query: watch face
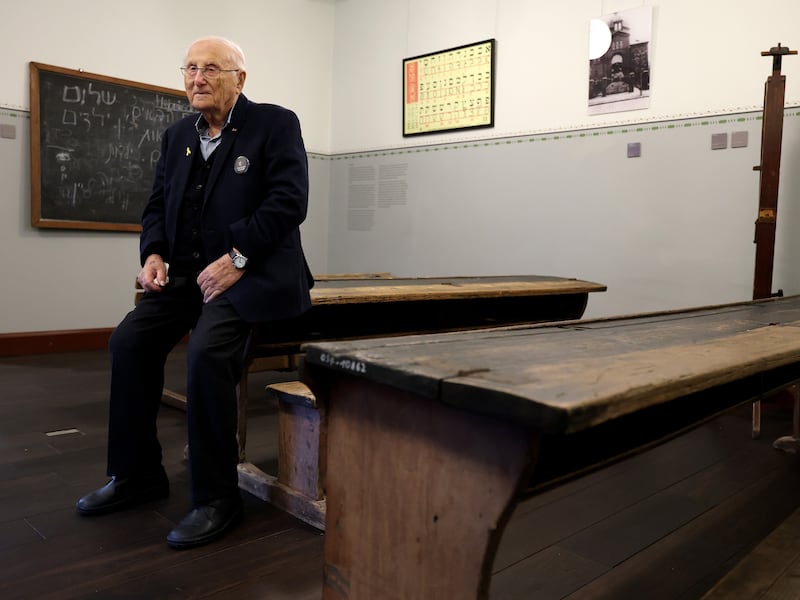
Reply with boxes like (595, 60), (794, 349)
(233, 255), (247, 269)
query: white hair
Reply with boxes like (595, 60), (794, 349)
(185, 36), (247, 71)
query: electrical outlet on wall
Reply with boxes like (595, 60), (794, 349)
(731, 131), (748, 148)
(711, 133), (728, 150)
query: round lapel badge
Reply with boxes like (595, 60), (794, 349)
(234, 155), (250, 174)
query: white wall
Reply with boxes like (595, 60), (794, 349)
(0, 0), (334, 333)
(324, 0), (800, 318)
(331, 0), (800, 151)
(326, 110), (800, 318)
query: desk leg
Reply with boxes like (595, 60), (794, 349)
(318, 375), (538, 600)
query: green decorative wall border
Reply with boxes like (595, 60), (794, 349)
(0, 108), (29, 120)
(6, 103), (800, 162)
(320, 107), (800, 162)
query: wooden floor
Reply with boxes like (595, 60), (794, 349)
(2, 348), (800, 599)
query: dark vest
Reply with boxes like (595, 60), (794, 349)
(170, 149), (217, 276)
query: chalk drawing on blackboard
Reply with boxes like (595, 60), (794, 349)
(29, 62), (193, 232)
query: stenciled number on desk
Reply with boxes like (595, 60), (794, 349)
(318, 353), (367, 374)
(403, 39), (495, 136)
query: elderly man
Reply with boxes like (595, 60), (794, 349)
(76, 36), (313, 549)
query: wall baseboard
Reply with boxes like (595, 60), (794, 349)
(0, 328), (114, 356)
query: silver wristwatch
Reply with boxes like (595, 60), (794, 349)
(229, 248), (248, 269)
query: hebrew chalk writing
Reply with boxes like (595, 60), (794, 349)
(32, 64), (193, 229)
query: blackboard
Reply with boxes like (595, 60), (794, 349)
(29, 62), (193, 231)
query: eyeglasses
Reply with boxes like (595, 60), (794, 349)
(180, 65), (239, 79)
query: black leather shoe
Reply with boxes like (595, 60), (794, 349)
(76, 473), (169, 516)
(166, 497), (243, 550)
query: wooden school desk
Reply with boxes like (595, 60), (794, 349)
(248, 274), (607, 357)
(301, 295), (800, 600)
(235, 274), (606, 527)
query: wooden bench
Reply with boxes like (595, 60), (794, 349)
(238, 381), (326, 529)
(300, 295), (800, 599)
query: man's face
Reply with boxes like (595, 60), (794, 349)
(183, 40), (245, 117)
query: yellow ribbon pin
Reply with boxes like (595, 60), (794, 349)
(186, 147), (192, 156)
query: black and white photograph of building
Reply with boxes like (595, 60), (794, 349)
(588, 6), (652, 115)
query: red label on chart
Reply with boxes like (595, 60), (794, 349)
(406, 61), (418, 103)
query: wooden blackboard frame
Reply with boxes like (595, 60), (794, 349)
(29, 62), (192, 232)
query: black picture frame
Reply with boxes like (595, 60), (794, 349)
(403, 39), (496, 137)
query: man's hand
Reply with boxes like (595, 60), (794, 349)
(138, 254), (169, 292)
(197, 254), (244, 303)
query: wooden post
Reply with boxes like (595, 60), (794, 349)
(751, 44), (796, 439)
(752, 43), (796, 300)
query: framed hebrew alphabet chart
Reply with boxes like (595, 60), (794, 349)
(30, 62), (192, 231)
(403, 39), (496, 137)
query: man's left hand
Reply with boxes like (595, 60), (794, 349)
(197, 254), (244, 303)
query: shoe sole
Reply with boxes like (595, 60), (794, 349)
(166, 509), (242, 550)
(76, 487), (169, 517)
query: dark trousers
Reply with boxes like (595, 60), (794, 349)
(106, 277), (251, 505)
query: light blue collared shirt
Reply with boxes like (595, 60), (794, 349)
(195, 106), (235, 160)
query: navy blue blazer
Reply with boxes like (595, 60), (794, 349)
(140, 93), (313, 323)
